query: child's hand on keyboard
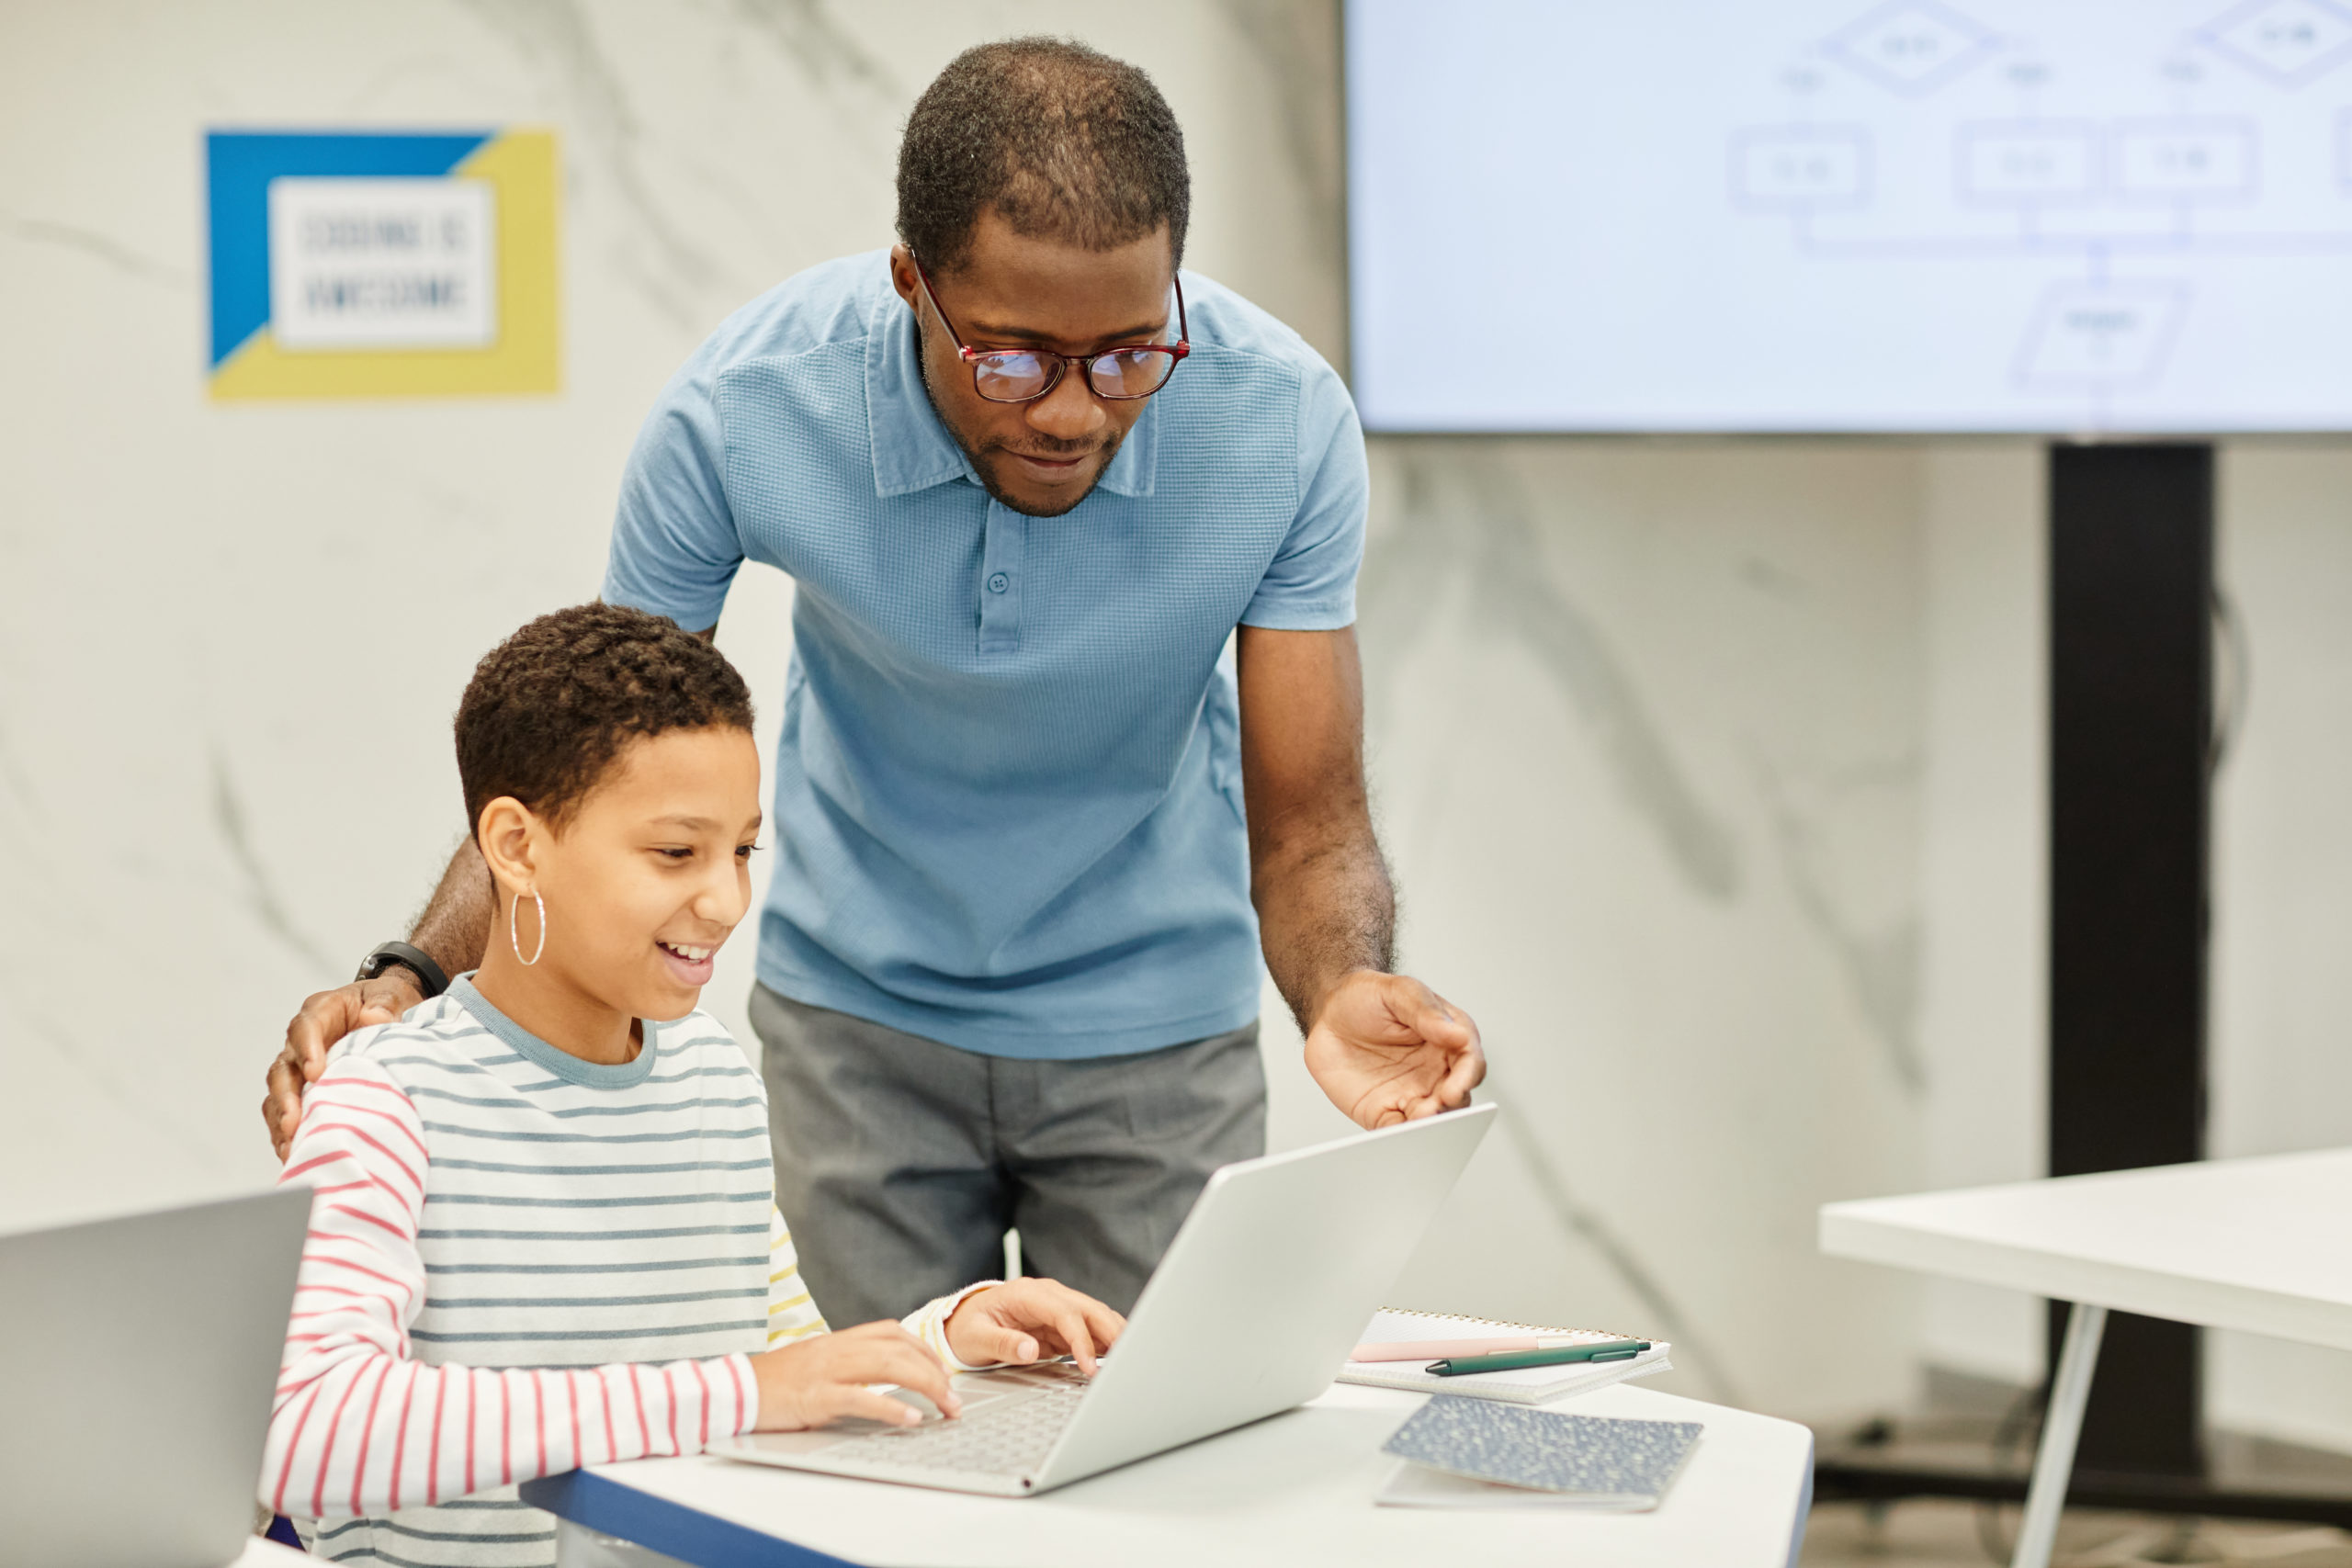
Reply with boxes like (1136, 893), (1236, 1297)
(749, 1320), (962, 1430)
(944, 1279), (1128, 1376)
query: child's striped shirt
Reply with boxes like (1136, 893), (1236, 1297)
(265, 977), (983, 1568)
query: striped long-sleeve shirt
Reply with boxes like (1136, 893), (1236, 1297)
(266, 976), (985, 1568)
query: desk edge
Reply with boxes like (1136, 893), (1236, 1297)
(1818, 1210), (2352, 1349)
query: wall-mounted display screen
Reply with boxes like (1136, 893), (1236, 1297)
(1345, 0), (2352, 433)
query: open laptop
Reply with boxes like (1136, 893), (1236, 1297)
(711, 1101), (1497, 1496)
(0, 1187), (311, 1568)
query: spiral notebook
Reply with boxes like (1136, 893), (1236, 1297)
(1338, 1309), (1672, 1405)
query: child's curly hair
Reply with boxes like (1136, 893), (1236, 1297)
(456, 603), (754, 838)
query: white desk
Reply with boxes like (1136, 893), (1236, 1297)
(1821, 1147), (2352, 1568)
(232, 1538), (311, 1566)
(523, 1381), (1815, 1568)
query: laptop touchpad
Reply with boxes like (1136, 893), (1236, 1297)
(725, 1367), (1070, 1455)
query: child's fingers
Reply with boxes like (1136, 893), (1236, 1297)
(826, 1386), (924, 1427)
(960, 1319), (1043, 1366)
(834, 1323), (961, 1416)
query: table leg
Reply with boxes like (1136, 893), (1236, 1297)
(2012, 1302), (2108, 1568)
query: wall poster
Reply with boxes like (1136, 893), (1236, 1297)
(207, 130), (559, 400)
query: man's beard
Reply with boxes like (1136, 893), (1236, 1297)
(968, 432), (1123, 517)
(913, 325), (1123, 518)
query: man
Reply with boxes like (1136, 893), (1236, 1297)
(266, 38), (1482, 1324)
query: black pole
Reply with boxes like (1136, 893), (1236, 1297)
(2046, 441), (2213, 1479)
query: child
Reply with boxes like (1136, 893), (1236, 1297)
(266, 604), (1125, 1566)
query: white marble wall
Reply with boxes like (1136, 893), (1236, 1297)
(1912, 445), (2049, 1388)
(8, 0), (2350, 1443)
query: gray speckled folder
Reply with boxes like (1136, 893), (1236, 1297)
(1382, 1396), (1703, 1503)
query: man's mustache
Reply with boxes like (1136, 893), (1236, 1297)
(990, 436), (1108, 460)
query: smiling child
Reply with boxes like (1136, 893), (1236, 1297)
(265, 604), (1124, 1567)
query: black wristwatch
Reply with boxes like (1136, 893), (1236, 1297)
(356, 941), (451, 999)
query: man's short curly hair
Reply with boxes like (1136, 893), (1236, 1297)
(897, 37), (1190, 275)
(456, 603), (754, 838)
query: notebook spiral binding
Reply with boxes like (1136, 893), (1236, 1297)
(1377, 1308), (1618, 1338)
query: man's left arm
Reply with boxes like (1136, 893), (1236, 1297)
(1238, 623), (1484, 1128)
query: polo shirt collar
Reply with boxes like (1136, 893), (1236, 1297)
(864, 283), (1159, 502)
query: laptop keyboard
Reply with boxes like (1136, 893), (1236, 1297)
(822, 1382), (1090, 1476)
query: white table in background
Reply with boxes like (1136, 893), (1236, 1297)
(524, 1379), (1815, 1568)
(1821, 1146), (2352, 1568)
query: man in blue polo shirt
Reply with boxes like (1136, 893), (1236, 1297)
(267, 37), (1482, 1322)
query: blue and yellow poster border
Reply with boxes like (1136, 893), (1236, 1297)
(206, 129), (560, 400)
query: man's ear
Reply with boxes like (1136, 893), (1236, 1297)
(475, 797), (541, 900)
(888, 243), (921, 310)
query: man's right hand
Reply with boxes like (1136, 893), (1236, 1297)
(748, 1321), (963, 1431)
(265, 974), (425, 1160)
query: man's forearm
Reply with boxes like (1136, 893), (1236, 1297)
(407, 837), (495, 982)
(1251, 802), (1396, 1033)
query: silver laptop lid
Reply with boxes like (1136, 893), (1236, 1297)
(1035, 1101), (1496, 1489)
(0, 1186), (311, 1568)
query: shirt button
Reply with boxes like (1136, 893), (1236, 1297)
(987, 572), (1010, 593)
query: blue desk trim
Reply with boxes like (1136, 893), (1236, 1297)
(521, 1470), (863, 1568)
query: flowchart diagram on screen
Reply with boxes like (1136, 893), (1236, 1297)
(1729, 0), (2352, 419)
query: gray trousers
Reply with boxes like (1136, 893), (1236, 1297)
(750, 984), (1267, 1325)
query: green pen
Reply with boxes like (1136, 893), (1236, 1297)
(1425, 1339), (1652, 1376)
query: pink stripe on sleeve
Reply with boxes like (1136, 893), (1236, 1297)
(309, 1359), (377, 1520)
(424, 1363), (449, 1506)
(531, 1369), (548, 1481)
(346, 1356), (396, 1517)
(302, 1245), (417, 1309)
(386, 1360), (418, 1512)
(300, 1098), (431, 1166)
(281, 1152), (351, 1184)
(269, 1382), (327, 1517)
(689, 1359), (712, 1449)
(724, 1355), (753, 1436)
(300, 1122), (426, 1196)
(565, 1369), (584, 1472)
(629, 1363), (652, 1458)
(324, 1201), (410, 1241)
(304, 1072), (429, 1139)
(597, 1367), (618, 1464)
(498, 1370), (514, 1488)
(461, 1364), (477, 1501)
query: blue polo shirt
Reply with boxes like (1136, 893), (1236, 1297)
(604, 250), (1365, 1059)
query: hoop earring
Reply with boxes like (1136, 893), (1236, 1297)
(510, 888), (548, 967)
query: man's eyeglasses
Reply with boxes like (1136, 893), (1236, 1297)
(913, 258), (1189, 403)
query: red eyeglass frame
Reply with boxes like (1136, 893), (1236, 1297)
(912, 257), (1191, 403)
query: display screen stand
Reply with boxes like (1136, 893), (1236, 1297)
(2047, 442), (2211, 1484)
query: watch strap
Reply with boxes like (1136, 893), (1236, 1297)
(358, 940), (451, 999)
